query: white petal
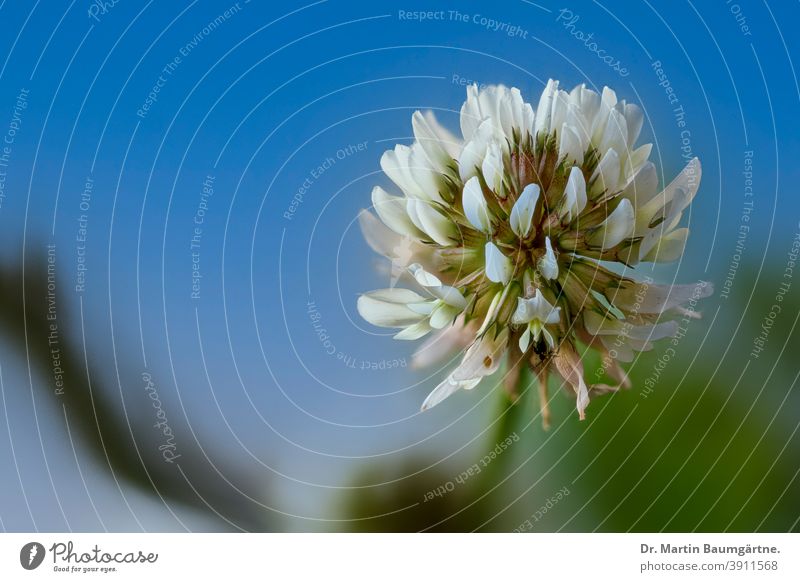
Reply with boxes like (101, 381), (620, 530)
(660, 158), (702, 223)
(450, 328), (509, 382)
(360, 288), (427, 303)
(511, 297), (531, 325)
(460, 84), (483, 142)
(582, 311), (619, 336)
(423, 110), (461, 158)
(538, 236), (559, 280)
(589, 148), (620, 197)
(641, 228), (689, 263)
(635, 157), (701, 233)
(608, 280), (713, 315)
(408, 143), (444, 202)
(635, 159), (700, 259)
(518, 99), (536, 138)
(408, 264), (466, 309)
(600, 335), (634, 362)
(553, 345), (590, 420)
(454, 377), (482, 390)
(623, 103), (644, 147)
(510, 183), (539, 238)
(569, 83), (601, 126)
(412, 110), (456, 166)
(477, 288), (504, 336)
(421, 375), (480, 411)
(519, 328), (532, 353)
(497, 88), (516, 140)
(394, 320), (433, 340)
(590, 87), (617, 142)
(584, 311), (678, 343)
(534, 79), (559, 136)
(462, 176), (492, 233)
(601, 86), (619, 107)
(560, 166), (587, 222)
(380, 146), (420, 199)
(484, 242), (513, 285)
(460, 84), (528, 144)
(481, 142), (504, 192)
(587, 199), (634, 249)
(429, 302), (460, 329)
(558, 123), (584, 165)
(458, 138), (484, 183)
(512, 289), (560, 325)
(537, 295), (562, 326)
(624, 143), (652, 178)
(478, 86), (505, 131)
(598, 107), (628, 158)
(381, 144), (443, 204)
(430, 285), (467, 310)
(458, 119), (495, 182)
(633, 320), (680, 342)
(623, 161), (659, 212)
(499, 86), (534, 140)
(371, 186), (423, 239)
(407, 301), (436, 315)
(563, 98), (592, 143)
(406, 199), (457, 246)
(549, 89), (571, 135)
(358, 209), (402, 259)
(421, 376), (462, 410)
(408, 263), (442, 287)
(357, 289), (428, 327)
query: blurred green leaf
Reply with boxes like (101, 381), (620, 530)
(0, 255), (275, 531)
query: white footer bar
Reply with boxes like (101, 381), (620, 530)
(1, 533), (798, 581)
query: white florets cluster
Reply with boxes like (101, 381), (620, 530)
(358, 80), (712, 424)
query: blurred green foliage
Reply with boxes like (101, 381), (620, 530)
(0, 257), (273, 532)
(3, 257), (797, 531)
(342, 268), (800, 532)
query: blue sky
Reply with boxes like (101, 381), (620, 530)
(0, 0), (798, 531)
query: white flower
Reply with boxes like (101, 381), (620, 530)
(359, 80), (711, 421)
(534, 79), (560, 136)
(458, 119), (495, 182)
(357, 264), (466, 340)
(462, 176), (492, 233)
(484, 242), (513, 285)
(482, 142), (505, 193)
(421, 329), (509, 410)
(412, 110), (460, 165)
(538, 236), (558, 280)
(357, 288), (429, 328)
(558, 122), (585, 165)
(559, 166), (587, 222)
(633, 157), (701, 262)
(461, 84), (533, 144)
(381, 143), (444, 204)
(587, 198), (635, 249)
(553, 343), (590, 421)
(509, 183), (539, 238)
(584, 311), (680, 363)
(405, 198), (457, 247)
(589, 148), (620, 198)
(371, 186), (423, 239)
(512, 290), (561, 352)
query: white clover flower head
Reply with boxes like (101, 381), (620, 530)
(358, 80), (713, 423)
